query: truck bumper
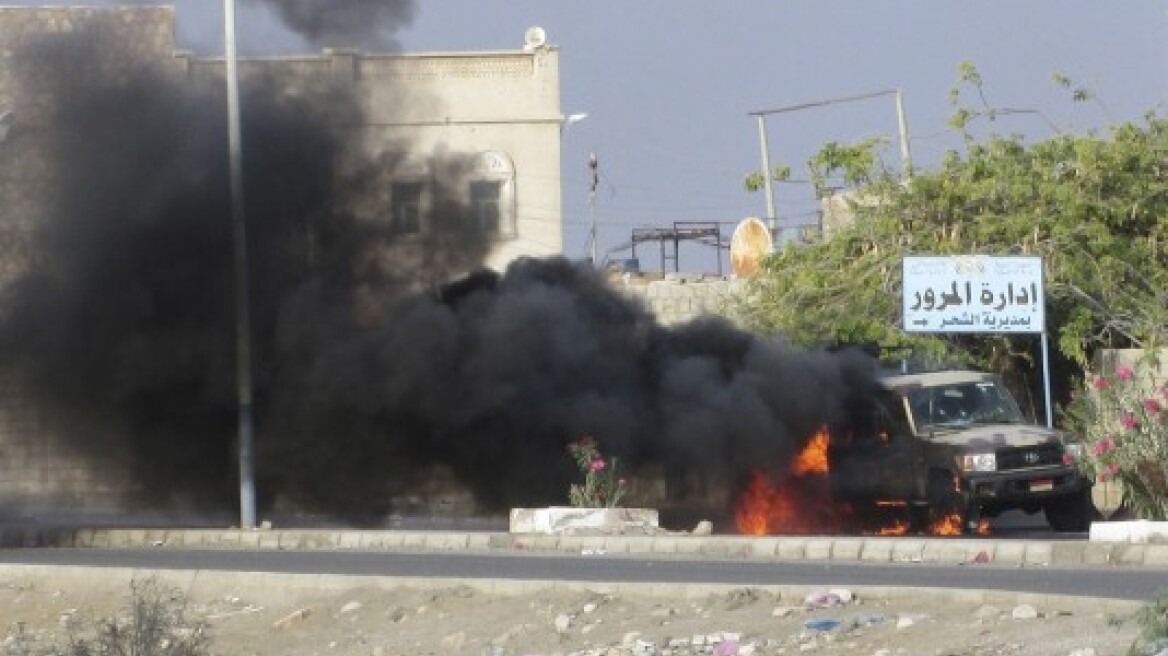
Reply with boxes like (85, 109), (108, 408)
(963, 467), (1090, 508)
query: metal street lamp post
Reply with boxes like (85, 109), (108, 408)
(223, 0), (257, 530)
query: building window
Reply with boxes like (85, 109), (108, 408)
(390, 182), (423, 234)
(470, 181), (502, 233)
(470, 151), (516, 238)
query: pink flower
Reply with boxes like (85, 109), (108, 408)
(1146, 399), (1163, 414)
(1062, 453), (1076, 466)
(589, 457), (606, 473)
(1091, 377), (1110, 390)
(1116, 366), (1135, 382)
(1107, 463), (1121, 476)
(1090, 437), (1115, 457)
(1121, 413), (1139, 430)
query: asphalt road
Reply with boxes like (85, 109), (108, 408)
(0, 547), (1162, 602)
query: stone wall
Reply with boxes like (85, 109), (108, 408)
(611, 274), (746, 326)
(0, 7), (180, 286)
(0, 8), (174, 516)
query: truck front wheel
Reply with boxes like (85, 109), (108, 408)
(1044, 490), (1097, 532)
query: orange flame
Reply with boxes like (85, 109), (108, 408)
(930, 513), (964, 536)
(874, 519), (910, 536)
(790, 431), (829, 476)
(930, 513), (991, 536)
(733, 428), (841, 535)
(734, 427), (992, 537)
(735, 472), (771, 536)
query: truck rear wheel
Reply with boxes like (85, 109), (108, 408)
(1044, 490), (1097, 532)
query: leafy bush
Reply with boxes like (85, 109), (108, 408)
(567, 435), (627, 508)
(1065, 361), (1168, 519)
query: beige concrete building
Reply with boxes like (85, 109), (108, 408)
(0, 6), (565, 516)
(0, 6), (564, 274)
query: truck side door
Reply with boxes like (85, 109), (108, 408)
(828, 391), (919, 503)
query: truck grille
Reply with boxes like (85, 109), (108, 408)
(996, 443), (1064, 471)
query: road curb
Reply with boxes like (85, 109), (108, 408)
(4, 527), (1167, 568)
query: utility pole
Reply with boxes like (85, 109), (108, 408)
(754, 115), (778, 235)
(223, 0), (256, 530)
(749, 88), (915, 245)
(893, 88), (913, 180)
(587, 152), (598, 264)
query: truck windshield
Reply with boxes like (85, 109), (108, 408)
(908, 380), (1026, 431)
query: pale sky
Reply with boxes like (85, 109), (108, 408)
(12, 1), (1168, 271)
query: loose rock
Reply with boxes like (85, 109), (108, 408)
(1012, 604), (1040, 620)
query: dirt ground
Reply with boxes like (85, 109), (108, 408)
(0, 576), (1149, 656)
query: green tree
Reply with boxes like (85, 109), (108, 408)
(737, 64), (1168, 411)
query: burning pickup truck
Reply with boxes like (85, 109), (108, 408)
(827, 368), (1094, 533)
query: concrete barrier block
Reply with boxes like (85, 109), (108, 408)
(1049, 542), (1088, 566)
(508, 507), (659, 535)
(671, 536), (705, 555)
(922, 539), (984, 564)
(598, 536), (633, 553)
(1090, 520), (1168, 544)
(859, 539), (894, 563)
(776, 538), (807, 560)
(421, 533), (468, 551)
(989, 541), (1025, 566)
(748, 537), (780, 559)
(699, 537), (753, 559)
(1022, 542), (1054, 566)
(465, 533), (492, 550)
(255, 532), (281, 550)
(1141, 545), (1168, 567)
(1115, 545), (1147, 566)
(401, 532), (428, 549)
(890, 540), (927, 563)
(551, 535), (586, 553)
(617, 535), (656, 554)
(235, 531), (262, 548)
(830, 538), (864, 561)
(803, 539), (833, 560)
(1080, 543), (1118, 566)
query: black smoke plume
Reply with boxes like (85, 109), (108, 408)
(0, 19), (880, 527)
(253, 0), (416, 49)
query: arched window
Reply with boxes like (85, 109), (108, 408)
(470, 151), (516, 238)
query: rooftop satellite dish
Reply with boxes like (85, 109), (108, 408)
(730, 217), (774, 278)
(524, 26), (547, 50)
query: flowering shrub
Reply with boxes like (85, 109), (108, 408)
(567, 435), (627, 508)
(1065, 363), (1168, 520)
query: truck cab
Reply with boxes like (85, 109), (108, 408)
(827, 369), (1094, 533)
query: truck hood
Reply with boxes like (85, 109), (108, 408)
(924, 423), (1062, 449)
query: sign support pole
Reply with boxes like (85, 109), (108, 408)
(1040, 332), (1054, 428)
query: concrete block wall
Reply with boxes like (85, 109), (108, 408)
(0, 373), (131, 514)
(0, 7), (180, 285)
(0, 8), (172, 513)
(611, 275), (747, 326)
